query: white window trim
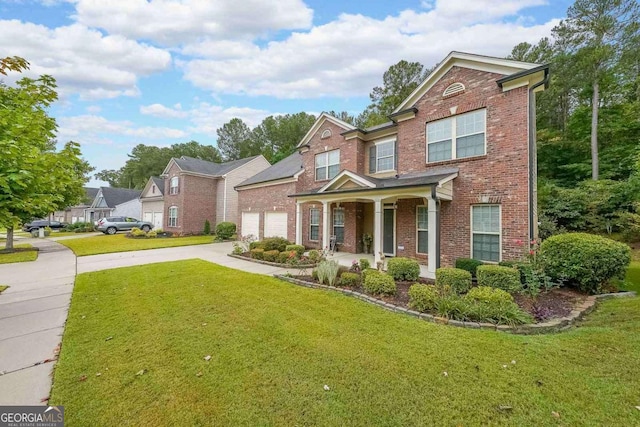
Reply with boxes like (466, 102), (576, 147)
(169, 176), (179, 195)
(168, 206), (178, 227)
(470, 204), (502, 263)
(333, 207), (345, 243)
(309, 208), (320, 241)
(426, 109), (486, 163)
(416, 205), (428, 255)
(373, 138), (396, 173)
(314, 149), (340, 182)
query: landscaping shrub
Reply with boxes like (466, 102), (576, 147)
(408, 284), (438, 312)
(435, 267), (472, 294)
(455, 258), (484, 277)
(263, 250), (280, 262)
(311, 269), (319, 281)
(338, 265), (350, 277)
(146, 230), (157, 238)
(215, 222), (236, 240)
(308, 249), (322, 263)
(359, 258), (370, 271)
(338, 272), (360, 287)
(476, 265), (522, 293)
(203, 220), (211, 235)
(316, 260), (340, 286)
(129, 227), (147, 238)
(261, 237), (291, 252)
(465, 286), (514, 304)
(363, 270), (396, 296)
(361, 268), (377, 280)
(277, 251), (291, 264)
(540, 232), (631, 294)
(433, 293), (532, 325)
(500, 260), (553, 297)
(249, 241), (263, 250)
(250, 248), (264, 260)
(285, 244), (305, 256)
(387, 257), (421, 281)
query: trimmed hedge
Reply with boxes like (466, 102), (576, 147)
(250, 248), (264, 260)
(215, 222), (236, 240)
(476, 265), (522, 293)
(455, 258), (484, 277)
(262, 237), (291, 252)
(540, 232), (631, 294)
(363, 270), (396, 296)
(338, 272), (360, 287)
(465, 286), (514, 304)
(387, 257), (421, 281)
(435, 267), (472, 294)
(263, 250), (280, 262)
(308, 250), (322, 263)
(285, 245), (305, 256)
(408, 284), (438, 312)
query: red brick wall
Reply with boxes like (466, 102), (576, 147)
(237, 181), (297, 242)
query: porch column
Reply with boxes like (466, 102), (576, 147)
(427, 194), (438, 275)
(373, 197), (383, 266)
(322, 201), (330, 250)
(295, 201), (302, 245)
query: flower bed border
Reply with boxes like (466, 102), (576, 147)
(229, 253), (318, 269)
(274, 274), (636, 334)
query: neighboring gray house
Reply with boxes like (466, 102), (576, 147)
(85, 187), (142, 223)
(53, 187), (99, 224)
(140, 176), (165, 229)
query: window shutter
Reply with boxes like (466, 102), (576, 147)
(369, 145), (376, 173)
(394, 140), (398, 171)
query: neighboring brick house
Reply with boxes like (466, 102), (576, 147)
(85, 187), (142, 223)
(52, 187), (99, 223)
(161, 155), (270, 234)
(139, 177), (165, 229)
(236, 51), (549, 278)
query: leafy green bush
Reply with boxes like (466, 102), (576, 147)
(285, 244), (305, 256)
(338, 272), (360, 287)
(215, 222), (236, 240)
(250, 241), (263, 250)
(433, 293), (532, 325)
(455, 258), (484, 277)
(263, 250), (279, 262)
(317, 260), (340, 286)
(277, 251), (290, 264)
(476, 265), (522, 293)
(129, 227), (146, 238)
(435, 267), (472, 294)
(203, 219), (211, 235)
(465, 286), (514, 304)
(311, 269), (319, 281)
(261, 237), (291, 252)
(387, 257), (421, 281)
(540, 232), (631, 294)
(232, 242), (244, 255)
(359, 258), (370, 271)
(363, 270), (396, 296)
(308, 249), (322, 263)
(250, 248), (264, 260)
(408, 284), (438, 312)
(146, 230), (157, 238)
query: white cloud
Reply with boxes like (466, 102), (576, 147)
(140, 103), (188, 119)
(0, 21), (171, 99)
(73, 0), (313, 46)
(181, 1), (558, 99)
(57, 115), (188, 143)
(86, 105), (101, 113)
(186, 103), (277, 136)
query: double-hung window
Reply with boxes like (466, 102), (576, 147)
(333, 208), (344, 243)
(168, 206), (178, 227)
(315, 149), (340, 181)
(369, 140), (396, 173)
(471, 205), (500, 262)
(416, 206), (428, 254)
(426, 109), (486, 162)
(309, 208), (320, 241)
(169, 176), (179, 195)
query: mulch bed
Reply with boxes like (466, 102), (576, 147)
(291, 274), (589, 324)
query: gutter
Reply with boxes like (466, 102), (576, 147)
(223, 176), (227, 222)
(527, 67), (550, 240)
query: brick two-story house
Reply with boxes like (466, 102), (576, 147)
(161, 155), (270, 234)
(236, 51), (549, 278)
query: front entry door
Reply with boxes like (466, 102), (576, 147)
(383, 208), (395, 256)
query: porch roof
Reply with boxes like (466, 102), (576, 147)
(289, 167), (458, 198)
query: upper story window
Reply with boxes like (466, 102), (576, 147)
(315, 149), (340, 181)
(369, 140), (396, 174)
(426, 109), (486, 163)
(169, 177), (179, 195)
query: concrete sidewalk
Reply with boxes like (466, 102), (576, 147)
(0, 239), (76, 405)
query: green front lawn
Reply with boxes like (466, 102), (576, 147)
(0, 244), (38, 264)
(51, 260), (640, 426)
(58, 234), (214, 256)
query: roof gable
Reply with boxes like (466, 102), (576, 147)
(140, 176), (164, 199)
(394, 51), (546, 113)
(318, 170), (377, 193)
(97, 187), (142, 208)
(161, 155), (265, 177)
(296, 112), (356, 148)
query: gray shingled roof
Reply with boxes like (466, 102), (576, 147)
(84, 187), (99, 204)
(236, 152), (302, 188)
(100, 187), (142, 208)
(290, 167), (459, 197)
(174, 155), (260, 177)
(151, 176), (164, 195)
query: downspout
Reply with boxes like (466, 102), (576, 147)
(431, 186), (441, 269)
(528, 69), (549, 241)
(223, 176), (227, 222)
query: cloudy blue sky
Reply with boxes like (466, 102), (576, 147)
(1, 0), (571, 186)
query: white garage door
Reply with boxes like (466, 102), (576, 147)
(143, 212), (153, 222)
(242, 212), (260, 239)
(264, 212), (288, 238)
(153, 212), (163, 229)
